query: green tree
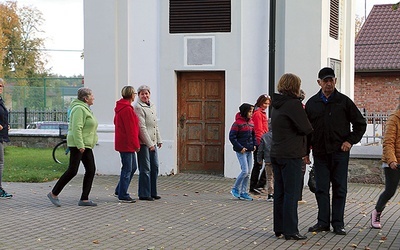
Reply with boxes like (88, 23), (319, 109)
(0, 1), (47, 79)
(0, 2), (20, 77)
(393, 2), (400, 10)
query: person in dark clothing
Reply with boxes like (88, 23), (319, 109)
(298, 89), (307, 204)
(305, 67), (367, 236)
(229, 103), (256, 201)
(271, 73), (313, 240)
(249, 95), (271, 195)
(0, 78), (12, 198)
(256, 120), (274, 201)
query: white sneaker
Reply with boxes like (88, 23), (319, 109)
(267, 194), (273, 202)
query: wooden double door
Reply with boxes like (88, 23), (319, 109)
(177, 71), (225, 175)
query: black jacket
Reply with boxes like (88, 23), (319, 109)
(270, 93), (313, 158)
(0, 97), (9, 143)
(305, 89), (367, 155)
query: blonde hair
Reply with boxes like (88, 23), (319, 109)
(277, 73), (301, 97)
(121, 86), (136, 99)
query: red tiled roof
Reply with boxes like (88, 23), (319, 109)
(355, 4), (400, 72)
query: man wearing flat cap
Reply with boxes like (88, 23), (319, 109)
(304, 67), (366, 235)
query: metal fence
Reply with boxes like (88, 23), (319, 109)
(8, 107), (391, 145)
(3, 77), (82, 110)
(362, 113), (389, 145)
(9, 108), (68, 129)
(2, 77), (81, 128)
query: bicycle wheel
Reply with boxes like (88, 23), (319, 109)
(53, 141), (69, 164)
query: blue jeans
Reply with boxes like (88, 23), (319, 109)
(313, 151), (349, 228)
(271, 157), (302, 235)
(233, 151), (253, 194)
(115, 152), (137, 199)
(137, 145), (159, 198)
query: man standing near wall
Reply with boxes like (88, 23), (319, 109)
(0, 78), (12, 198)
(305, 67), (367, 235)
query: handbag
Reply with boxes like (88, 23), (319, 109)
(308, 165), (316, 193)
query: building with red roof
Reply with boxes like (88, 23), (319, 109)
(355, 4), (400, 114)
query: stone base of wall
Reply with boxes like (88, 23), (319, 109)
(7, 134), (384, 184)
(8, 135), (60, 148)
(349, 158), (383, 184)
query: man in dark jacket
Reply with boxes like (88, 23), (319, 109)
(305, 67), (367, 235)
(0, 78), (11, 198)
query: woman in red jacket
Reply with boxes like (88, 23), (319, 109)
(114, 86), (140, 203)
(249, 94), (271, 198)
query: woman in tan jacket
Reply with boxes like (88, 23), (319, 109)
(134, 85), (162, 201)
(371, 102), (400, 229)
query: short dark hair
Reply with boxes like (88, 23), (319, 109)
(239, 103), (254, 118)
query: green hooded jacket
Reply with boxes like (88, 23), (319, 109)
(67, 99), (98, 149)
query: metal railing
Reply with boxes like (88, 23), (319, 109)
(3, 77), (82, 110)
(6, 108), (392, 144)
(8, 108), (68, 129)
(361, 112), (389, 145)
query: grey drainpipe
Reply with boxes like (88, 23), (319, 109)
(268, 0), (276, 115)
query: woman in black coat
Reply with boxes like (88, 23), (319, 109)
(270, 73), (313, 240)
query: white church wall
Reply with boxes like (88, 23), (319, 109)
(83, 0), (355, 178)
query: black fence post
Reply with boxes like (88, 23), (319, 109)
(24, 107), (27, 129)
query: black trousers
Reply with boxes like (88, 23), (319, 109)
(272, 157), (302, 235)
(313, 151), (349, 228)
(250, 146), (266, 190)
(52, 147), (96, 201)
(375, 167), (400, 212)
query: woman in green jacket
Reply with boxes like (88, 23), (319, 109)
(48, 87), (99, 207)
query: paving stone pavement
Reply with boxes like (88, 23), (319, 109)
(1, 174), (400, 250)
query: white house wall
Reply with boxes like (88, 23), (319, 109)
(276, 0), (324, 100)
(341, 0), (356, 99)
(275, 0), (355, 103)
(157, 0), (270, 178)
(83, 0), (121, 174)
(83, 0), (355, 178)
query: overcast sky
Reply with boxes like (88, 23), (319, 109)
(6, 0), (84, 76)
(356, 0), (396, 17)
(1, 0), (396, 76)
